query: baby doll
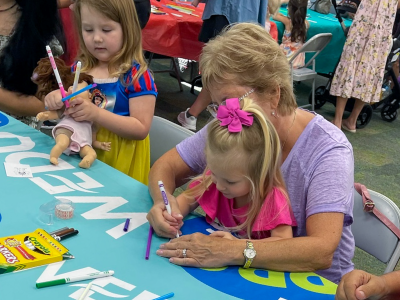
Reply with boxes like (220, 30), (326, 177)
(32, 57), (111, 169)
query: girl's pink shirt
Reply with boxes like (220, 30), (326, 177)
(190, 181), (297, 239)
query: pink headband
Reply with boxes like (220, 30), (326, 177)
(216, 98), (253, 132)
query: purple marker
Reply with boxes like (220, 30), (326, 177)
(123, 218), (130, 232)
(158, 181), (179, 238)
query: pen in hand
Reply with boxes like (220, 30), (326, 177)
(158, 180), (179, 238)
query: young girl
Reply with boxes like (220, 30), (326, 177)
(266, 0), (281, 33)
(167, 97), (297, 240)
(44, 0), (157, 185)
(273, 0), (309, 68)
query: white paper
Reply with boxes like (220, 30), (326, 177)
(4, 162), (33, 178)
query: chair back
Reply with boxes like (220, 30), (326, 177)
(289, 33), (332, 68)
(352, 188), (400, 273)
(149, 116), (194, 166)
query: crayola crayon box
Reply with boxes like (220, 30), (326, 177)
(0, 228), (69, 274)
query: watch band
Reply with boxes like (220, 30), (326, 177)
(243, 240), (255, 269)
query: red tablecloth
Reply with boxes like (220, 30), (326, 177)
(61, 1), (278, 64)
(142, 0), (205, 61)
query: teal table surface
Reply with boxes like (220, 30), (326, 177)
(0, 113), (336, 299)
(272, 8), (353, 75)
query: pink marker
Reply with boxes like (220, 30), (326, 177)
(45, 45), (70, 108)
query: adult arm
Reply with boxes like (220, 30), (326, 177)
(158, 212), (343, 271)
(0, 88), (45, 116)
(272, 13), (290, 30)
(147, 148), (197, 238)
(335, 270), (400, 300)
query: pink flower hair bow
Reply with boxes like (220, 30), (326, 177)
(216, 98), (253, 132)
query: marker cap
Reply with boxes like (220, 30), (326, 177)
(36, 278), (66, 288)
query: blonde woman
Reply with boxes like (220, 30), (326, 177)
(44, 0), (157, 184)
(148, 23), (355, 284)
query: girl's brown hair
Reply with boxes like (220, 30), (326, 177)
(74, 0), (148, 82)
(288, 0), (308, 43)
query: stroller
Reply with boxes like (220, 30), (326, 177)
(309, 0), (400, 128)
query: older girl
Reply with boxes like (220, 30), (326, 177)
(45, 0), (157, 184)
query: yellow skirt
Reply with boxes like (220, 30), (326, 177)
(95, 127), (150, 185)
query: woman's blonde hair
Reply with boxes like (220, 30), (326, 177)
(183, 97), (289, 238)
(74, 0), (148, 82)
(200, 22), (297, 116)
(268, 0), (281, 17)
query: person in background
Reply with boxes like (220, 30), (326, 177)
(147, 23), (355, 285)
(177, 0), (268, 131)
(273, 0), (309, 68)
(134, 0), (151, 29)
(44, 0), (157, 184)
(335, 269), (400, 300)
(0, 0), (66, 125)
(266, 0), (281, 33)
(330, 0), (399, 133)
(161, 96), (297, 241)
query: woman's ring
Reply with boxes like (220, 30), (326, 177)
(182, 248), (187, 258)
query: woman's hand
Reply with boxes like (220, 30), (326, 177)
(335, 270), (388, 300)
(44, 90), (65, 111)
(64, 96), (100, 122)
(156, 232), (241, 267)
(147, 200), (183, 239)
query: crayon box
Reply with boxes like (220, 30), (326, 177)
(0, 228), (69, 274)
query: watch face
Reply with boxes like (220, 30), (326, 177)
(244, 248), (256, 259)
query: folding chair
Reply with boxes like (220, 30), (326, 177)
(289, 33), (332, 111)
(149, 116), (194, 166)
(352, 188), (400, 273)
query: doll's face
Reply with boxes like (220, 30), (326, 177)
(94, 97), (102, 105)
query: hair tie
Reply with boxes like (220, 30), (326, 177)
(216, 98), (253, 132)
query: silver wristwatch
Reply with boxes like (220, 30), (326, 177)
(243, 240), (256, 268)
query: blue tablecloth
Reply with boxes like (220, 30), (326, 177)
(273, 8), (353, 75)
(0, 113), (336, 299)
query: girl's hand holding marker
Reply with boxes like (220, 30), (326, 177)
(158, 181), (181, 238)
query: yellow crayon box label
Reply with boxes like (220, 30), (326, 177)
(0, 229), (69, 274)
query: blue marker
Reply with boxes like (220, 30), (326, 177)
(152, 292), (174, 300)
(61, 83), (97, 103)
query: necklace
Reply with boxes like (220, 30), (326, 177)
(281, 109), (297, 151)
(0, 2), (17, 12)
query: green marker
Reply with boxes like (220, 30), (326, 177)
(36, 270), (114, 288)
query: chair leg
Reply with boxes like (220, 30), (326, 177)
(147, 52), (154, 66)
(312, 78), (315, 111)
(171, 58), (183, 92)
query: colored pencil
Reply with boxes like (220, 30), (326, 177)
(46, 45), (69, 108)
